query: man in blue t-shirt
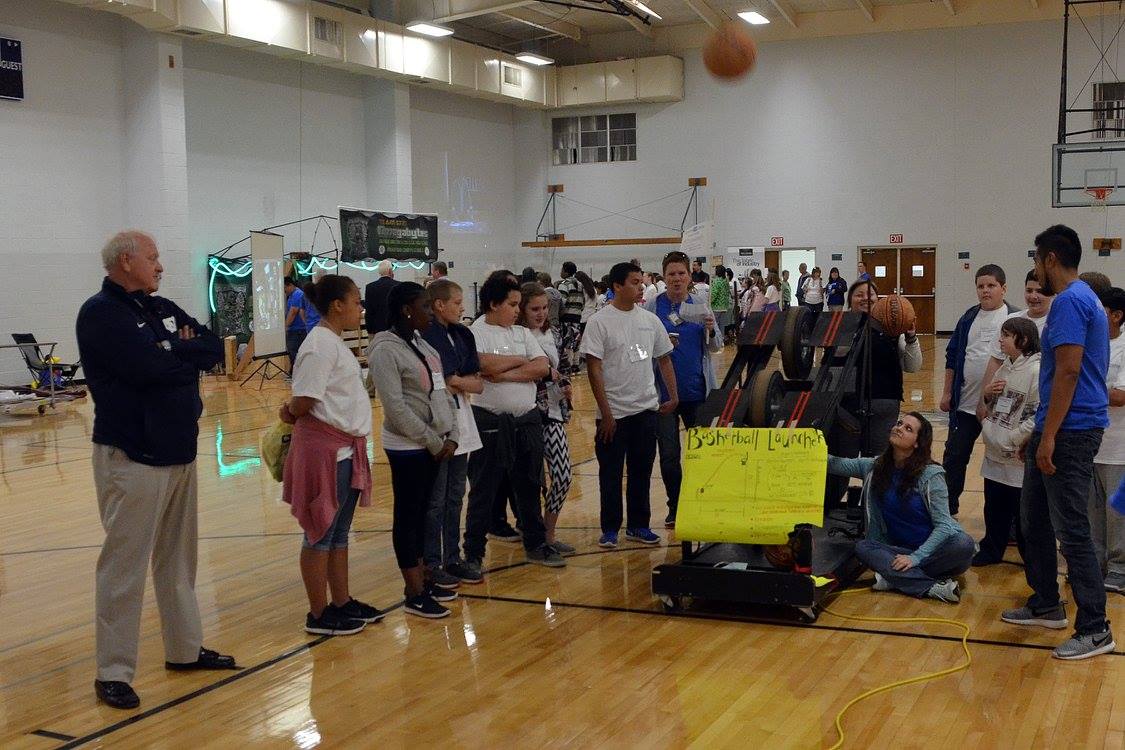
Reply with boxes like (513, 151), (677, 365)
(1001, 225), (1114, 661)
(644, 251), (722, 528)
(284, 277), (307, 367)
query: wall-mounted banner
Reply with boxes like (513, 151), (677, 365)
(339, 207), (439, 263)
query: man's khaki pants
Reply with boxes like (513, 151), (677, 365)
(93, 444), (203, 683)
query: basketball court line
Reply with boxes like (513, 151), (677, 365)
(454, 592), (1124, 657)
(28, 729), (77, 741)
(17, 544), (1120, 747)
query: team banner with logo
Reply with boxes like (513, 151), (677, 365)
(339, 207), (439, 263)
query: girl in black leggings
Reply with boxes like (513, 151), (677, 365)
(368, 282), (460, 619)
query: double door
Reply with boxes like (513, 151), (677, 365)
(858, 246), (937, 334)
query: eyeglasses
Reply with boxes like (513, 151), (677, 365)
(663, 251), (690, 263)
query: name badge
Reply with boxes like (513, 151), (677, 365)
(667, 311), (683, 327)
(994, 395), (1014, 415)
(163, 316), (177, 333)
(431, 370), (447, 391)
(627, 343), (650, 363)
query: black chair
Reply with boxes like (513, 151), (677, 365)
(11, 334), (81, 387)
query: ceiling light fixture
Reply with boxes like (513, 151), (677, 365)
(628, 0), (662, 20)
(515, 52), (554, 66)
(737, 10), (770, 24)
(405, 21), (455, 37)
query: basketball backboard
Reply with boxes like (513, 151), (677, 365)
(1052, 142), (1125, 207)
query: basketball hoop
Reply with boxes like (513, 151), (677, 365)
(1086, 185), (1114, 214)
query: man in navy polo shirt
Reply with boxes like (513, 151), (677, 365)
(1001, 225), (1115, 660)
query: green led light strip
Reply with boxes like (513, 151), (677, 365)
(207, 256), (428, 313)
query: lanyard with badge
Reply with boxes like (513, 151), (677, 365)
(410, 333), (446, 392)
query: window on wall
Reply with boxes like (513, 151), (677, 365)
(552, 113), (636, 165)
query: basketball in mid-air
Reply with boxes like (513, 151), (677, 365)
(702, 22), (758, 80)
(870, 294), (916, 336)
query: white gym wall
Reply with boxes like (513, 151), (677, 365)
(516, 19), (1123, 331)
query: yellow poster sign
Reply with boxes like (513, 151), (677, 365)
(675, 427), (827, 545)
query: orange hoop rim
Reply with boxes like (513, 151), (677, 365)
(1085, 186), (1115, 202)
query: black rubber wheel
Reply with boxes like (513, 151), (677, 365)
(747, 369), (785, 427)
(780, 305), (814, 380)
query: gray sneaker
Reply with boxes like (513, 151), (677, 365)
(549, 539), (577, 556)
(1104, 572), (1125, 593)
(1001, 605), (1069, 629)
(526, 544), (566, 568)
(1053, 629), (1116, 660)
(871, 573), (892, 592)
(426, 566), (461, 590)
(926, 579), (960, 603)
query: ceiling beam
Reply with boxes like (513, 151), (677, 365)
(941, 0), (955, 15)
(680, 0), (726, 29)
(854, 0), (873, 22)
(621, 13), (654, 36)
(766, 0), (797, 28)
(434, 0), (537, 23)
(566, 0), (653, 36)
(498, 7), (583, 40)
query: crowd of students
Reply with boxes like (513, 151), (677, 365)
(278, 223), (1122, 661)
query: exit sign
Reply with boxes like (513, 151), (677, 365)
(770, 236), (784, 246)
(889, 234), (904, 244)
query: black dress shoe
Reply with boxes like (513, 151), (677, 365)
(165, 647), (239, 671)
(95, 680), (140, 709)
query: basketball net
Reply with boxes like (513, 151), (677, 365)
(1086, 186), (1114, 235)
(1086, 186), (1113, 213)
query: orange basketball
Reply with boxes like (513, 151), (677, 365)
(702, 22), (758, 80)
(870, 294), (916, 337)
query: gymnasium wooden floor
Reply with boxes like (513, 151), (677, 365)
(1, 337), (1123, 749)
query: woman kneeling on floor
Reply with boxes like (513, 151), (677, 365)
(828, 412), (976, 603)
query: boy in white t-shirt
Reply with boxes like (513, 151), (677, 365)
(1090, 287), (1125, 593)
(975, 269), (1054, 421)
(581, 262), (678, 548)
(461, 274), (562, 579)
(941, 264), (1017, 515)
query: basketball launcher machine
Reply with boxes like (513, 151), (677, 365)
(652, 306), (882, 622)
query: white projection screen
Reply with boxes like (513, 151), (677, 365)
(250, 230), (286, 357)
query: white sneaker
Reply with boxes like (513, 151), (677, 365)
(925, 579), (960, 603)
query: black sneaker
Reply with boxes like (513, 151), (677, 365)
(404, 593), (450, 619)
(447, 560), (484, 584)
(94, 680), (140, 710)
(334, 598), (385, 623)
(305, 608), (366, 636)
(427, 565), (461, 590)
(426, 583), (459, 603)
(971, 552), (1002, 567)
(487, 523), (522, 543)
(664, 513), (676, 529)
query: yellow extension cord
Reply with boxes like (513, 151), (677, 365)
(818, 587), (973, 750)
